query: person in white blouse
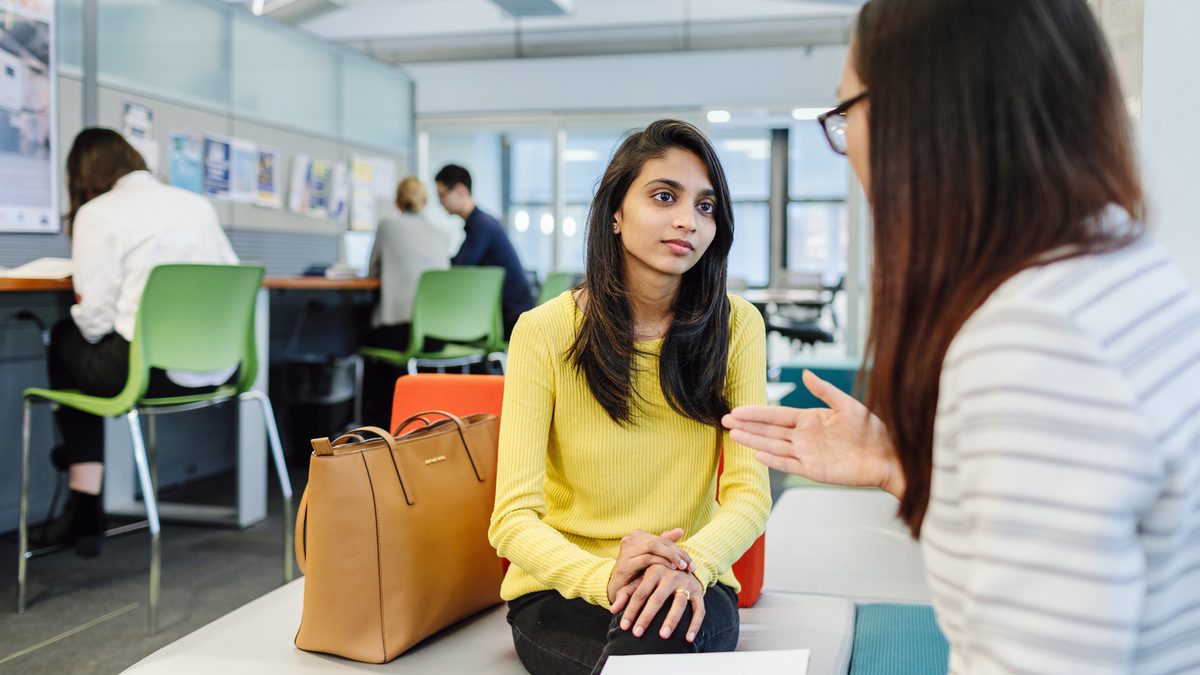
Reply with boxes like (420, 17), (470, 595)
(723, 1), (1200, 673)
(360, 175), (450, 424)
(39, 128), (238, 557)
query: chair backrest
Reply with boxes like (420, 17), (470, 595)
(537, 271), (577, 306)
(129, 264), (264, 400)
(411, 267), (505, 349)
(390, 374), (505, 432)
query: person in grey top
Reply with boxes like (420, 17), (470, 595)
(367, 176), (451, 341)
(361, 176), (450, 422)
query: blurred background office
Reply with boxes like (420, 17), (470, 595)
(0, 0), (1195, 672)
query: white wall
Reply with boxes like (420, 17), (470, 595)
(1142, 0), (1200, 287)
(406, 45), (847, 116)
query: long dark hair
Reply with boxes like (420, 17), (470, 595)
(567, 119), (735, 426)
(856, 0), (1144, 537)
(66, 127), (148, 231)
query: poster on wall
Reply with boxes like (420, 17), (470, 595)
(288, 153), (311, 214)
(168, 131), (203, 194)
(255, 145), (282, 209)
(203, 135), (231, 199)
(349, 155), (397, 231)
(0, 0), (57, 233)
(307, 159), (333, 218)
(328, 162), (349, 223)
(121, 100), (158, 172)
(228, 138), (258, 204)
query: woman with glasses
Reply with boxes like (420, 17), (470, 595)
(725, 0), (1200, 672)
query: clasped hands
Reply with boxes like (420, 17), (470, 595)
(606, 528), (706, 643)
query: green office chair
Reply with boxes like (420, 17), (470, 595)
(360, 267), (505, 375)
(18, 264), (294, 633)
(537, 271), (578, 306)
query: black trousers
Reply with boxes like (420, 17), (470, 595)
(47, 319), (220, 465)
(506, 583), (740, 675)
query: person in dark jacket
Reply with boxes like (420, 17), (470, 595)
(434, 164), (534, 338)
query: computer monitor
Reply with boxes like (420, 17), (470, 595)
(342, 230), (375, 277)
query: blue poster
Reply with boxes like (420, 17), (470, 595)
(169, 132), (203, 194)
(204, 136), (231, 198)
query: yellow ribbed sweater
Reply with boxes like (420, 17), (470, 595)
(488, 291), (772, 609)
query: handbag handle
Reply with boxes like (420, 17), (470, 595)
(333, 425), (417, 506)
(393, 411), (486, 483)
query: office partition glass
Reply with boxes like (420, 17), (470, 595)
(712, 130), (771, 287)
(57, 0), (82, 71)
(559, 129), (624, 273)
(506, 131), (555, 280)
(98, 0), (229, 107)
(341, 53), (412, 154)
(788, 123), (849, 280)
(232, 12), (338, 136)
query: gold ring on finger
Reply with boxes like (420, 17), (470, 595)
(675, 588), (691, 601)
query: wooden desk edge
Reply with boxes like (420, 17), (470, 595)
(0, 277), (381, 293)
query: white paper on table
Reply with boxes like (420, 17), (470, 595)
(602, 649), (809, 674)
(0, 257), (73, 279)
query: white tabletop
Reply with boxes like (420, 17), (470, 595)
(763, 487), (931, 604)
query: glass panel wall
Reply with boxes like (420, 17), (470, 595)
(712, 129), (771, 288)
(232, 13), (339, 135)
(99, 0), (229, 107)
(788, 121), (850, 283)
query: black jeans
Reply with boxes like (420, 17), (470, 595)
(506, 584), (740, 675)
(47, 319), (221, 465)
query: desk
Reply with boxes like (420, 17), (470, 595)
(123, 580), (856, 674)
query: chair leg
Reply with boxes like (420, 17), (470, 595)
(243, 391), (295, 583)
(127, 411), (160, 634)
(17, 399), (31, 614)
(147, 415), (158, 496)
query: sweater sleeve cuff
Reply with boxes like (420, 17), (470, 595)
(586, 558), (617, 610)
(678, 545), (716, 589)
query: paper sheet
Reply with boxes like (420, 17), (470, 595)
(602, 648), (809, 674)
(0, 257), (73, 279)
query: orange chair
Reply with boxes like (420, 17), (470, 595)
(389, 373), (765, 608)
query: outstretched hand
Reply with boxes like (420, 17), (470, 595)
(722, 369), (905, 498)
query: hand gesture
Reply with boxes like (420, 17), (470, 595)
(722, 370), (906, 498)
(607, 528), (694, 605)
(610, 564), (706, 643)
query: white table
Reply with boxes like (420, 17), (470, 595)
(123, 580), (856, 674)
(763, 487), (931, 604)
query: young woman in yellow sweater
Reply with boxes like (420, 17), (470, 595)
(489, 119), (772, 674)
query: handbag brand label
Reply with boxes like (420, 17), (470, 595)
(424, 455), (447, 465)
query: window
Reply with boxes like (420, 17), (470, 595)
(712, 130), (771, 287)
(788, 122), (849, 282)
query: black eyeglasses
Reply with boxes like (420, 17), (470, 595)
(816, 92), (868, 156)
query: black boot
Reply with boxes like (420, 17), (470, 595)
(33, 490), (106, 558)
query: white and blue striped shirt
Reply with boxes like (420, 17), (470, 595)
(924, 229), (1200, 674)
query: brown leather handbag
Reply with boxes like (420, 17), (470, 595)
(293, 412), (504, 663)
